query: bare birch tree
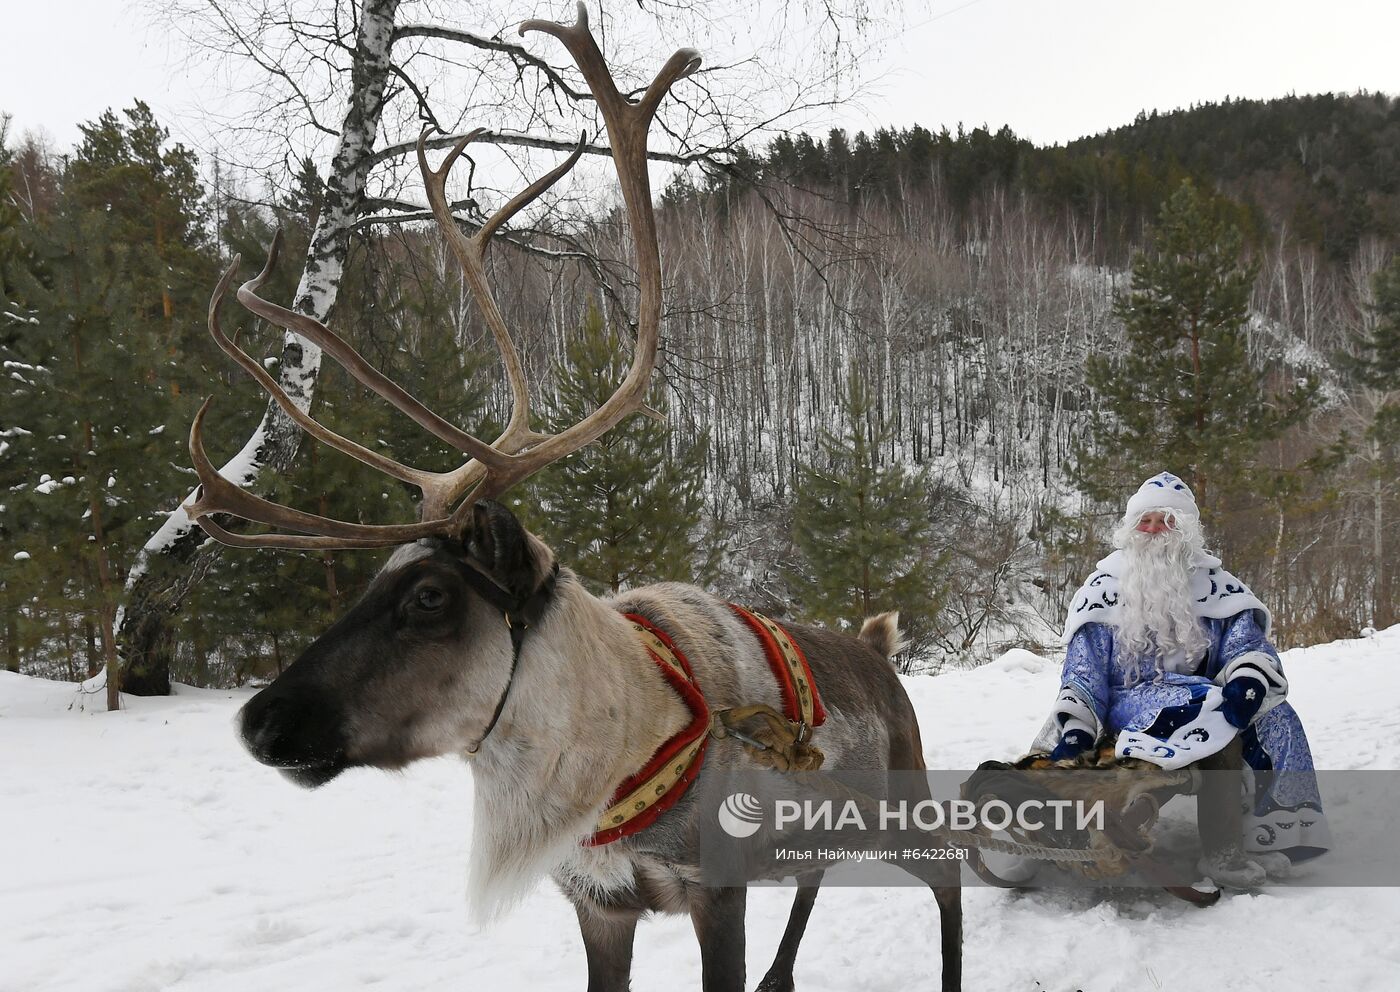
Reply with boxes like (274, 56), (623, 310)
(114, 0), (905, 700)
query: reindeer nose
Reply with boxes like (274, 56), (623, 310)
(239, 684), (346, 771)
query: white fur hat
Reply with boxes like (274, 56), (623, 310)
(1124, 471), (1199, 520)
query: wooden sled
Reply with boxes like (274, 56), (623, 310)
(957, 741), (1237, 907)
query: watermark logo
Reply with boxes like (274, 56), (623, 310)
(714, 794), (1107, 837)
(718, 792), (764, 838)
(698, 769), (1363, 889)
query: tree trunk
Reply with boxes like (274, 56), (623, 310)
(3, 605), (17, 674)
(62, 621), (78, 682)
(192, 628), (209, 687)
(1189, 312), (1207, 511)
(1375, 461), (1396, 629)
(113, 0), (403, 695)
(84, 617), (99, 679)
(1269, 499), (1285, 603)
(90, 492), (122, 712)
(71, 320), (123, 708)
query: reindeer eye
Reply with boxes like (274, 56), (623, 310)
(415, 586), (446, 612)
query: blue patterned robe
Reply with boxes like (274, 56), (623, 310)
(1042, 612), (1330, 860)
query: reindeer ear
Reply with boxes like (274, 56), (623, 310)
(466, 500), (541, 600)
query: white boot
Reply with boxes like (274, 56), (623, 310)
(1251, 851), (1294, 879)
(1197, 845), (1266, 888)
(981, 844), (1040, 884)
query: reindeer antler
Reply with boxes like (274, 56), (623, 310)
(185, 3), (701, 550)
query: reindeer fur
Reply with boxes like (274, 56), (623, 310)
(239, 503), (961, 992)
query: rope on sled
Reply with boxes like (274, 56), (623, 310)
(946, 829), (1124, 864)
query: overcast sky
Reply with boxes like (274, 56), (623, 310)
(3, 0), (1399, 156)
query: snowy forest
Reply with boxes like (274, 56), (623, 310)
(2, 2), (1399, 698)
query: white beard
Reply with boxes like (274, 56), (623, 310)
(1114, 526), (1211, 683)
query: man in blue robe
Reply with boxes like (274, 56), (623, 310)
(1034, 472), (1330, 884)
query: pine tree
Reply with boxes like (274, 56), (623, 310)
(66, 103), (213, 346)
(155, 164), (322, 687)
(0, 116), (27, 311)
(1, 120), (41, 673)
(179, 224), (501, 684)
(1349, 255), (1400, 430)
(1342, 255), (1400, 628)
(0, 104), (223, 700)
(1073, 180), (1318, 520)
(521, 304), (712, 594)
(788, 371), (943, 657)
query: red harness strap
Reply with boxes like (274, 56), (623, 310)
(586, 614), (711, 847)
(728, 604), (827, 729)
(585, 608), (827, 847)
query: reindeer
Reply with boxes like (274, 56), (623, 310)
(185, 6), (961, 990)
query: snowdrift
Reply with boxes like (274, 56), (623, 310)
(3, 627), (1398, 991)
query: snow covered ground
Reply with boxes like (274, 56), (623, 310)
(3, 626), (1399, 992)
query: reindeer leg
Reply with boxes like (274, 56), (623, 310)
(886, 749), (963, 992)
(890, 842), (963, 991)
(931, 881), (963, 992)
(754, 870), (825, 992)
(688, 885), (747, 992)
(574, 902), (640, 992)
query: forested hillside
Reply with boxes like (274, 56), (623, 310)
(3, 91), (1398, 684)
(743, 91), (1400, 261)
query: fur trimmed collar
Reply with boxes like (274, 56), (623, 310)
(1062, 549), (1270, 645)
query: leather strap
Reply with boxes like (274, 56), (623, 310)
(462, 561), (560, 754)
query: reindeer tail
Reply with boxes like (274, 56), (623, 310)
(858, 611), (907, 661)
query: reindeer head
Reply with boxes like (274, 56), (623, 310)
(184, 5), (700, 786)
(237, 502), (557, 786)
